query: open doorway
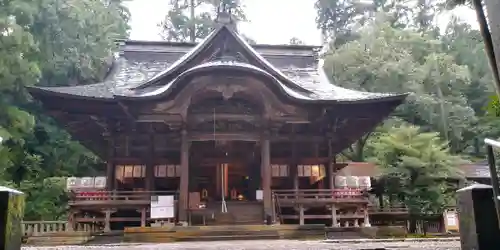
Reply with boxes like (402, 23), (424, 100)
(190, 140), (260, 202)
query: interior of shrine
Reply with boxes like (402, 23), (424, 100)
(113, 139), (325, 203)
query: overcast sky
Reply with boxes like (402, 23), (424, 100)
(124, 0), (475, 45)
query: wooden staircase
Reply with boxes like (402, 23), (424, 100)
(207, 201), (264, 225)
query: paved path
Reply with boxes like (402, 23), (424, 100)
(22, 239), (461, 250)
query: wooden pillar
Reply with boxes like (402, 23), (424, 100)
(178, 129), (190, 224)
(327, 138), (334, 189)
(261, 133), (272, 217)
(216, 164), (222, 199)
(290, 139), (299, 190)
(145, 132), (155, 191)
(106, 135), (115, 191)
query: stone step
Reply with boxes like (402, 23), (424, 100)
(178, 234), (280, 242)
(26, 236), (92, 246)
(123, 224), (328, 243)
(125, 229), (281, 243)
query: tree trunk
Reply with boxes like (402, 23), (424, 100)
(481, 0), (500, 97)
(189, 0), (195, 42)
(409, 215), (417, 234)
(378, 194), (384, 208)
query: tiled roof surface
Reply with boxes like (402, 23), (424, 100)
(337, 162), (379, 177)
(35, 55), (402, 102)
(30, 26), (406, 103)
(458, 162), (491, 179)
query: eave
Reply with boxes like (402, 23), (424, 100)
(114, 60), (408, 106)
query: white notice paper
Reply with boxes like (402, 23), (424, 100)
(158, 195), (174, 206)
(150, 206), (175, 219)
(256, 190), (263, 200)
(446, 213), (457, 226)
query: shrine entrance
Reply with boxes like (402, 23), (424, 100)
(190, 140), (261, 203)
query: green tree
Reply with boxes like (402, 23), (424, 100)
(323, 19), (476, 159)
(0, 0), (129, 220)
(31, 0), (130, 86)
(0, 0), (40, 184)
(369, 124), (463, 232)
(315, 0), (444, 46)
(160, 0), (246, 42)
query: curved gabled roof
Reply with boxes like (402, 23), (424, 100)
(27, 24), (407, 105)
(131, 25), (313, 94)
(115, 60), (406, 104)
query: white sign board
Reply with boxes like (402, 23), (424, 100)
(151, 206), (175, 219)
(80, 177), (94, 188)
(446, 213), (457, 227)
(94, 176), (106, 189)
(66, 177), (79, 190)
(150, 195), (175, 219)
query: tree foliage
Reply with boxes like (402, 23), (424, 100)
(0, 0), (129, 220)
(160, 0), (247, 42)
(318, 0), (496, 218)
(324, 19), (477, 157)
(315, 0), (445, 47)
(369, 125), (463, 230)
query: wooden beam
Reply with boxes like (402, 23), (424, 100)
(118, 101), (135, 121)
(188, 132), (260, 142)
(90, 116), (109, 135)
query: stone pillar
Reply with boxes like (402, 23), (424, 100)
(363, 206), (371, 227)
(140, 208), (147, 227)
(457, 184), (500, 249)
(261, 134), (272, 218)
(331, 205), (338, 227)
(178, 130), (190, 224)
(103, 209), (114, 232)
(67, 210), (75, 231)
(299, 205), (305, 225)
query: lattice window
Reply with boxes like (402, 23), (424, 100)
(115, 165), (146, 179)
(297, 164), (325, 177)
(155, 165), (181, 177)
(271, 164), (289, 177)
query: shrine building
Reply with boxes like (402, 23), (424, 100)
(27, 18), (407, 230)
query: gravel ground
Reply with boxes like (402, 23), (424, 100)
(22, 240), (461, 250)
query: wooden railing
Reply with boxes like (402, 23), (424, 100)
(368, 206), (409, 214)
(21, 221), (98, 236)
(273, 189), (367, 201)
(69, 190), (178, 205)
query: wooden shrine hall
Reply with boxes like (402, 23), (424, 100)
(27, 16), (407, 230)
